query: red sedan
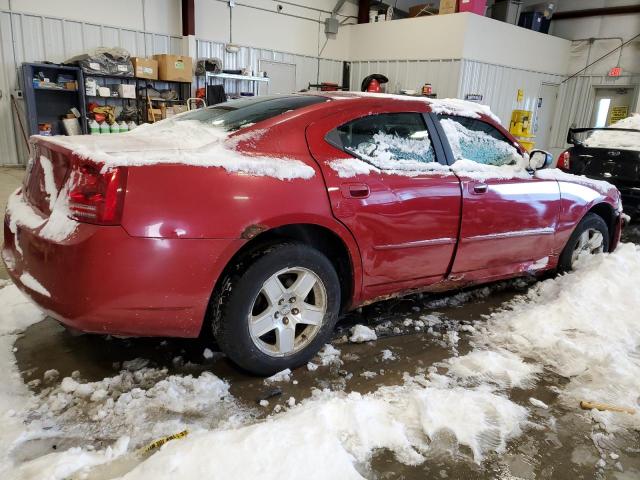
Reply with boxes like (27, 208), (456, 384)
(3, 93), (623, 374)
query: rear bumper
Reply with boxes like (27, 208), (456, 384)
(3, 213), (242, 338)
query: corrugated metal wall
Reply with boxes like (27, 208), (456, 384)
(551, 74), (640, 148)
(457, 60), (564, 131)
(349, 59), (462, 99)
(196, 39), (343, 95)
(0, 9), (184, 165)
(349, 58), (574, 149)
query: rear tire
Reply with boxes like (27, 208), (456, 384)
(558, 213), (609, 272)
(211, 242), (340, 376)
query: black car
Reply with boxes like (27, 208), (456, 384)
(559, 125), (640, 218)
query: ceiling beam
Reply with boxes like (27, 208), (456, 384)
(182, 0), (195, 36)
(552, 5), (640, 20)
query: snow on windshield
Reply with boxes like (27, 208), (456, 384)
(583, 113), (640, 150)
(440, 118), (521, 167)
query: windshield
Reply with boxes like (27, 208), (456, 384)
(175, 95), (328, 131)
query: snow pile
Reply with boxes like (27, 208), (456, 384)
(264, 368), (292, 383)
(583, 113), (640, 150)
(114, 384), (525, 480)
(349, 324), (377, 343)
(18, 273), (50, 297)
(477, 243), (640, 431)
(42, 120), (315, 181)
(0, 285), (45, 476)
(27, 368), (249, 449)
(11, 436), (129, 480)
(445, 349), (541, 389)
(316, 344), (342, 366)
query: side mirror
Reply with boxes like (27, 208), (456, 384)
(529, 149), (553, 171)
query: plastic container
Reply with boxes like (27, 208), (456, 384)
(118, 120), (128, 132)
(89, 119), (100, 134)
(127, 120), (137, 130)
(458, 0), (486, 15)
(110, 122), (120, 134)
(99, 122), (110, 134)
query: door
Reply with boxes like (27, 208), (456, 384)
(534, 83), (558, 151)
(590, 87), (634, 127)
(437, 115), (560, 277)
(259, 61), (296, 95)
(306, 106), (462, 298)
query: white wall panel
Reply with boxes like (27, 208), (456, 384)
(551, 74), (640, 149)
(0, 9), (184, 165)
(349, 59), (462, 99)
(196, 38), (343, 95)
(458, 60), (564, 129)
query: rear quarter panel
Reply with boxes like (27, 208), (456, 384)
(120, 118), (364, 304)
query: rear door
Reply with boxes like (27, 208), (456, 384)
(306, 105), (461, 299)
(436, 115), (560, 276)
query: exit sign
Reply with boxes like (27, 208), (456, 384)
(609, 67), (622, 77)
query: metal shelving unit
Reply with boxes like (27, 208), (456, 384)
(202, 71), (270, 98)
(22, 63), (87, 136)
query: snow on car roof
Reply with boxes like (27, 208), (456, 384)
(321, 91), (502, 124)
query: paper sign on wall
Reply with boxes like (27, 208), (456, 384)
(608, 106), (628, 125)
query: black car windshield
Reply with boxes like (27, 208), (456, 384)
(174, 95), (328, 131)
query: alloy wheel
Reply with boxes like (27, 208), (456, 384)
(571, 227), (604, 266)
(248, 267), (327, 357)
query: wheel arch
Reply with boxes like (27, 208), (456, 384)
(586, 201), (617, 252)
(206, 222), (360, 336)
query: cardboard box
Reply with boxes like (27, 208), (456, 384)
(439, 0), (458, 14)
(153, 54), (193, 83)
(132, 57), (158, 80)
(117, 84), (136, 99)
(409, 3), (437, 17)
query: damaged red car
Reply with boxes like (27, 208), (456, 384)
(3, 93), (624, 374)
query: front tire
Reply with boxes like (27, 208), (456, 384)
(558, 213), (609, 272)
(212, 242), (340, 375)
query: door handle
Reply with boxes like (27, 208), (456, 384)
(473, 183), (488, 194)
(341, 183), (370, 199)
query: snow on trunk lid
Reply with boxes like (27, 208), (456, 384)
(23, 142), (71, 217)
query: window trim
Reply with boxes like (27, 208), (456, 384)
(324, 111), (448, 169)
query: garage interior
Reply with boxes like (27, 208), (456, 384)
(1, 1), (640, 479)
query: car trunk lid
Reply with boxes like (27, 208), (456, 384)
(23, 140), (73, 217)
(574, 147), (640, 187)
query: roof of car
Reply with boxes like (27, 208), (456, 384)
(306, 91), (501, 124)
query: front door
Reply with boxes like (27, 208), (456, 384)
(436, 115), (560, 277)
(306, 106), (462, 299)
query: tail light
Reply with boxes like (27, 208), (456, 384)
(68, 162), (128, 225)
(558, 150), (571, 171)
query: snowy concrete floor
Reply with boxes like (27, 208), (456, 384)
(12, 269), (640, 479)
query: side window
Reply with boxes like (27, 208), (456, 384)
(326, 113), (437, 168)
(440, 116), (521, 166)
